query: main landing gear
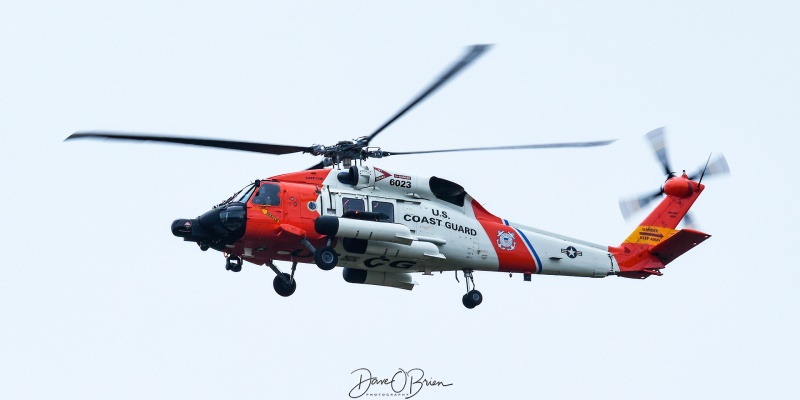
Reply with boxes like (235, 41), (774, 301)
(459, 269), (483, 309)
(269, 237), (338, 297)
(314, 246), (338, 270)
(268, 260), (297, 297)
(300, 237), (338, 271)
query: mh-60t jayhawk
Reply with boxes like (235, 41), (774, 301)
(66, 45), (729, 309)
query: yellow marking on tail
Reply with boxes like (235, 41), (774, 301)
(625, 226), (678, 245)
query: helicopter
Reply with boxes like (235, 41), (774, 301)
(66, 45), (729, 309)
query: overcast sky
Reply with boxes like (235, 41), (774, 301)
(1, 1), (799, 399)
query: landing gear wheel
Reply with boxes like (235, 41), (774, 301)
(466, 289), (482, 307)
(272, 273), (296, 297)
(462, 294), (476, 309)
(459, 269), (482, 309)
(462, 290), (482, 309)
(314, 246), (338, 271)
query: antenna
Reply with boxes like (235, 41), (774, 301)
(698, 153), (713, 184)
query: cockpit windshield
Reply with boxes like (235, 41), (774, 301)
(236, 184), (256, 203)
(215, 183), (256, 208)
(252, 182), (281, 206)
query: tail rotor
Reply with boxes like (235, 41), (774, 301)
(618, 127), (730, 223)
(689, 153), (731, 182)
(645, 127), (673, 177)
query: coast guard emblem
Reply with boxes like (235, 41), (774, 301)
(497, 230), (516, 251)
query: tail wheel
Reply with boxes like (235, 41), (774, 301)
(467, 290), (482, 306)
(462, 294), (476, 309)
(462, 290), (482, 309)
(314, 246), (338, 271)
(460, 269), (483, 309)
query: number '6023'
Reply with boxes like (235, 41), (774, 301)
(389, 179), (411, 188)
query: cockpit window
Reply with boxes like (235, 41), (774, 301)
(252, 183), (281, 206)
(236, 184), (256, 203)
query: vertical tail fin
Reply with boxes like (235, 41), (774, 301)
(609, 173), (711, 279)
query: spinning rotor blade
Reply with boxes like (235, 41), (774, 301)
(66, 132), (310, 155)
(619, 154), (730, 222)
(645, 127), (673, 176)
(385, 139), (616, 156)
(364, 44), (492, 145)
(682, 212), (697, 229)
(688, 153), (730, 181)
(618, 128), (730, 222)
(618, 190), (663, 220)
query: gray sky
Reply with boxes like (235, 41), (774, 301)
(1, 1), (798, 399)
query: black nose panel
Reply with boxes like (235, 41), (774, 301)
(171, 219), (194, 237)
(172, 202), (247, 250)
(219, 204), (246, 231)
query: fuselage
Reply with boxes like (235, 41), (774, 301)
(191, 165), (619, 279)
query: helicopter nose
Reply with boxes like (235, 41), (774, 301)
(170, 202), (248, 248)
(171, 219), (195, 237)
(197, 203), (246, 233)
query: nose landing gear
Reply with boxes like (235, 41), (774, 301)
(459, 269), (483, 309)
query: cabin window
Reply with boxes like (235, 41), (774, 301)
(342, 197), (365, 213)
(371, 201), (394, 223)
(252, 183), (281, 206)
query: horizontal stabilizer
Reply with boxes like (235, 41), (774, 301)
(650, 229), (711, 265)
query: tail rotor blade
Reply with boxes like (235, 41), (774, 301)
(618, 190), (663, 220)
(682, 212), (697, 229)
(645, 127), (672, 176)
(620, 128), (729, 223)
(688, 154), (730, 181)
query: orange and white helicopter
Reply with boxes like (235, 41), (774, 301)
(66, 45), (729, 309)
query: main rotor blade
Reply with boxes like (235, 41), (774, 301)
(364, 44), (492, 145)
(619, 190), (663, 220)
(687, 154), (730, 181)
(645, 127), (673, 176)
(384, 139), (616, 156)
(65, 132), (310, 155)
